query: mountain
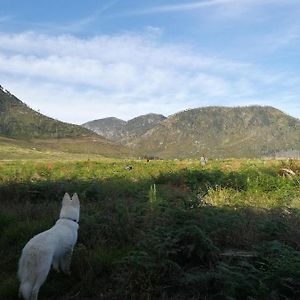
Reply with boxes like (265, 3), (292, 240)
(82, 113), (166, 143)
(131, 106), (300, 158)
(82, 117), (126, 140)
(0, 85), (95, 138)
(84, 106), (300, 159)
(0, 85), (129, 157)
(125, 114), (167, 137)
(5, 83), (297, 159)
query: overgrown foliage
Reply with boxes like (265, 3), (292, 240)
(1, 159), (300, 299)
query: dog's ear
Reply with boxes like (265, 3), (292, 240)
(71, 193), (80, 207)
(62, 193), (72, 205)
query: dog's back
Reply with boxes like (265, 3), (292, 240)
(18, 193), (80, 300)
(18, 235), (53, 300)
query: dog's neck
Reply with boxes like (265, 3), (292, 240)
(60, 217), (78, 223)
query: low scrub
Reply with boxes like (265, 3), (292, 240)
(0, 159), (300, 299)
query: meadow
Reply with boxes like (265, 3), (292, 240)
(1, 158), (300, 299)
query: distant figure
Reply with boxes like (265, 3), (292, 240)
(18, 193), (80, 300)
(200, 156), (207, 166)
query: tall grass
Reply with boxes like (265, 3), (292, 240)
(0, 159), (300, 299)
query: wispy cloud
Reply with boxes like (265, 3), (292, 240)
(263, 30), (300, 51)
(0, 15), (13, 23)
(116, 0), (298, 16)
(128, 0), (232, 14)
(0, 31), (299, 123)
(4, 0), (119, 34)
(45, 0), (119, 33)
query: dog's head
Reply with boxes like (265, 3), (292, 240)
(59, 193), (80, 223)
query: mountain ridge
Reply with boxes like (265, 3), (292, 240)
(2, 83), (299, 159)
(0, 85), (96, 139)
(0, 85), (130, 157)
(83, 106), (300, 159)
(82, 113), (166, 143)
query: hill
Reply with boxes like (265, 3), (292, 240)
(82, 113), (166, 143)
(85, 106), (300, 159)
(0, 85), (96, 138)
(132, 106), (300, 158)
(82, 117), (126, 140)
(0, 85), (130, 158)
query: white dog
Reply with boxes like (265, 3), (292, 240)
(18, 193), (80, 300)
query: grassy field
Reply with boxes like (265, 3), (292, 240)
(0, 136), (130, 160)
(1, 158), (300, 299)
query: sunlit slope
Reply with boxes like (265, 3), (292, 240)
(0, 86), (130, 158)
(0, 87), (96, 138)
(130, 106), (300, 158)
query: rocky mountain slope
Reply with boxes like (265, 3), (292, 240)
(132, 106), (300, 158)
(82, 117), (126, 140)
(84, 106), (300, 159)
(82, 113), (166, 143)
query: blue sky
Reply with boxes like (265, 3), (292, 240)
(0, 0), (300, 124)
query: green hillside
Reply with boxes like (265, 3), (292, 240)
(130, 106), (300, 158)
(0, 86), (131, 158)
(0, 86), (95, 138)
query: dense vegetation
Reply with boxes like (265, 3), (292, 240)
(1, 158), (300, 299)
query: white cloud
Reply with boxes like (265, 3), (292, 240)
(0, 31), (299, 124)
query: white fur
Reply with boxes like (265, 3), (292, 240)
(18, 193), (80, 300)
